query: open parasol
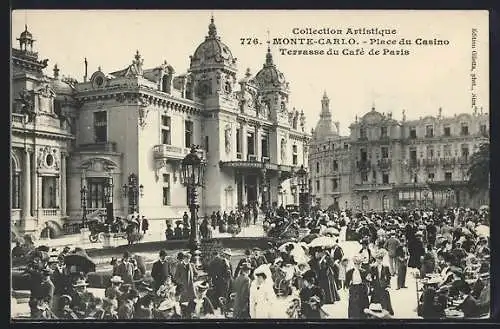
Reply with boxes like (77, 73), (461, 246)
(300, 233), (320, 244)
(64, 252), (96, 273)
(308, 236), (337, 249)
(479, 205), (489, 211)
(475, 225), (489, 237)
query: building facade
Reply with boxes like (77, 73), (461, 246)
(10, 18), (310, 237)
(310, 98), (489, 212)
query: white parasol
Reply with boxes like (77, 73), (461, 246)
(479, 205), (489, 211)
(308, 236), (337, 249)
(475, 225), (489, 237)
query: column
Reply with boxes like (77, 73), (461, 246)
(37, 176), (43, 217)
(241, 124), (248, 159)
(255, 126), (261, 160)
(22, 150), (31, 219)
(31, 151), (38, 218)
(61, 153), (67, 216)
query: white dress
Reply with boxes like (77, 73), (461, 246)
(249, 280), (277, 318)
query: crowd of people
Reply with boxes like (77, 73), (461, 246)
(13, 203), (490, 320)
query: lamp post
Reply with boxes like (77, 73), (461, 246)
(296, 165), (309, 219)
(122, 174), (144, 215)
(80, 185), (88, 228)
(181, 145), (206, 263)
(104, 176), (114, 224)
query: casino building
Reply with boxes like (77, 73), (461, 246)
(310, 95), (489, 212)
(10, 18), (310, 238)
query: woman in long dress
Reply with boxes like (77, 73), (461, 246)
(249, 265), (277, 319)
(345, 255), (371, 319)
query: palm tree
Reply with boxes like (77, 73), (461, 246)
(467, 142), (490, 192)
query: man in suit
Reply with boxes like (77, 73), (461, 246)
(173, 252), (197, 303)
(234, 249), (257, 279)
(252, 247), (268, 266)
(232, 262), (251, 319)
(208, 249), (233, 309)
(115, 252), (134, 284)
(369, 250), (394, 315)
(37, 268), (55, 310)
(384, 232), (401, 276)
(151, 250), (172, 291)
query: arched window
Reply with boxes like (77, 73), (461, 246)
(361, 196), (369, 211)
(382, 195), (390, 211)
(11, 158), (20, 209)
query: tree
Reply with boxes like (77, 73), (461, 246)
(467, 142), (490, 192)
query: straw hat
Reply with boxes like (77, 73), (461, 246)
(73, 278), (89, 287)
(110, 276), (124, 284)
(374, 249), (386, 260)
(157, 299), (176, 311)
(364, 303), (390, 318)
(222, 248), (232, 257)
(352, 254), (364, 265)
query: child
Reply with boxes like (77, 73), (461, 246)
(337, 258), (349, 290)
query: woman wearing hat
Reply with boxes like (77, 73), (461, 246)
(364, 303), (392, 319)
(155, 298), (181, 319)
(299, 270), (324, 319)
(345, 254), (371, 319)
(105, 276), (124, 300)
(56, 294), (79, 319)
(186, 281), (215, 319)
(369, 250), (394, 316)
(69, 278), (93, 317)
(249, 265), (276, 318)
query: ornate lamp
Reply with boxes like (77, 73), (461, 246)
(80, 185), (88, 228)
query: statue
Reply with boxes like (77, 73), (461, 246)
(224, 125), (232, 154)
(281, 138), (287, 161)
(18, 89), (36, 123)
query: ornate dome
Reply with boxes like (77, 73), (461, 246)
(254, 46), (288, 90)
(50, 64), (74, 97)
(189, 17), (236, 71)
(313, 92), (338, 140)
(360, 106), (385, 124)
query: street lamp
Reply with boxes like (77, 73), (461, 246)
(80, 185), (88, 228)
(181, 145), (206, 264)
(296, 165), (309, 219)
(122, 174), (143, 214)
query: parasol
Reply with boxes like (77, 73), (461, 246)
(64, 252), (96, 273)
(300, 233), (320, 244)
(475, 225), (489, 237)
(479, 205), (489, 211)
(308, 236), (337, 249)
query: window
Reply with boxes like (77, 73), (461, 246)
(461, 123), (469, 136)
(344, 143), (348, 151)
(372, 170), (377, 182)
(382, 195), (389, 211)
(410, 149), (417, 162)
(444, 145), (452, 158)
(333, 160), (338, 171)
(292, 144), (298, 165)
(316, 180), (320, 192)
(41, 177), (57, 208)
(247, 132), (255, 155)
(382, 173), (389, 184)
(360, 128), (367, 139)
(361, 196), (369, 211)
(87, 177), (107, 209)
(162, 174), (170, 206)
(426, 146), (434, 158)
(381, 147), (389, 159)
(443, 126), (451, 137)
(205, 136), (209, 153)
(381, 126), (388, 138)
(11, 159), (20, 209)
(480, 124), (487, 136)
(161, 115), (171, 145)
(236, 129), (241, 153)
(262, 136), (269, 158)
(409, 127), (417, 139)
(426, 125), (434, 137)
(332, 178), (338, 190)
(184, 120), (193, 147)
(93, 111), (107, 143)
(292, 117), (298, 130)
(361, 172), (368, 182)
(360, 149), (367, 162)
(428, 173), (435, 181)
(316, 162), (320, 173)
(461, 144), (469, 159)
(445, 172), (452, 181)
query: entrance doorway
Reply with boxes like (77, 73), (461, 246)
(246, 175), (258, 205)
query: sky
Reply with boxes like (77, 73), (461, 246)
(12, 10), (489, 135)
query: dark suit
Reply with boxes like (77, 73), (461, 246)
(151, 260), (172, 290)
(234, 258), (258, 279)
(208, 256), (233, 308)
(253, 255), (268, 267)
(232, 274), (251, 318)
(174, 262), (197, 303)
(37, 279), (55, 309)
(369, 264), (394, 315)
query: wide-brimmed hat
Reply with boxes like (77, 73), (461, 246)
(240, 262), (252, 271)
(252, 247), (261, 251)
(479, 272), (490, 279)
(302, 270), (317, 282)
(352, 254), (364, 265)
(59, 294), (72, 304)
(374, 250), (386, 260)
(157, 299), (176, 311)
(194, 281), (209, 291)
(273, 257), (283, 265)
(72, 278), (88, 287)
(415, 231), (423, 237)
(222, 249), (232, 257)
(423, 277), (442, 285)
(364, 303), (390, 318)
(110, 276), (124, 284)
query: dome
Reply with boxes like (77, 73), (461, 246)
(254, 47), (288, 90)
(189, 17), (236, 71)
(360, 106), (385, 124)
(313, 92), (338, 140)
(19, 25), (33, 40)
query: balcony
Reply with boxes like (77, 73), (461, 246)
(78, 142), (117, 153)
(353, 183), (394, 191)
(377, 158), (392, 170)
(356, 160), (371, 172)
(42, 208), (60, 217)
(153, 144), (206, 161)
(12, 113), (24, 124)
(422, 158), (439, 167)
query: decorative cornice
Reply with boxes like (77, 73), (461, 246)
(11, 127), (75, 141)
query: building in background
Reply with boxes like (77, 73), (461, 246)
(310, 98), (489, 212)
(10, 18), (310, 238)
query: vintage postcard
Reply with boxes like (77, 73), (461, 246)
(10, 10), (490, 320)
